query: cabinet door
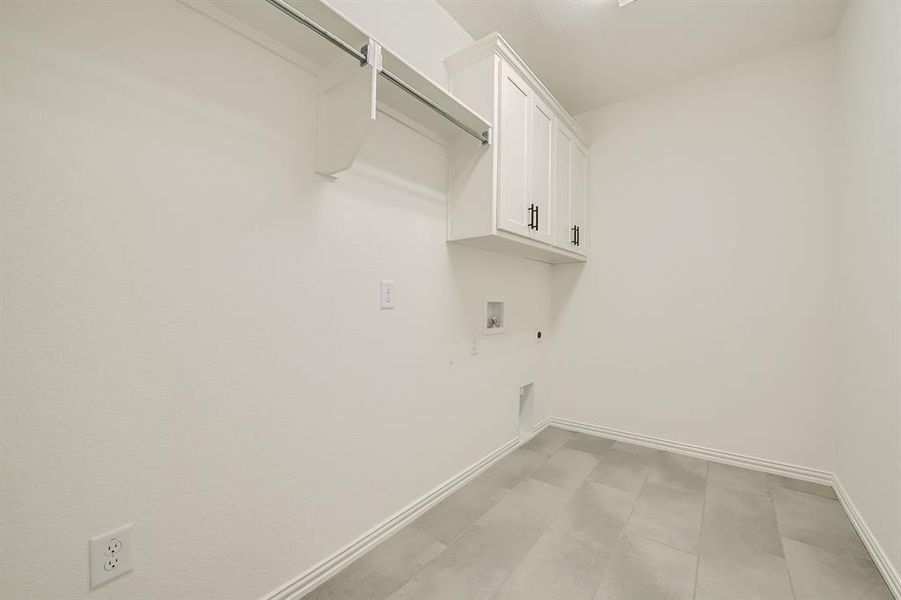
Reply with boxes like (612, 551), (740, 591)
(530, 98), (554, 244)
(571, 142), (588, 255)
(496, 61), (531, 237)
(555, 124), (575, 250)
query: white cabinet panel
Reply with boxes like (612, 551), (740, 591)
(572, 142), (588, 254)
(530, 98), (554, 244)
(497, 61), (531, 238)
(553, 123), (587, 255)
(555, 124), (575, 250)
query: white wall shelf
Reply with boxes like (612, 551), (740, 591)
(202, 0), (491, 177)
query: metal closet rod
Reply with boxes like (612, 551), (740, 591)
(263, 0), (490, 145)
(378, 68), (489, 145)
(264, 0), (365, 63)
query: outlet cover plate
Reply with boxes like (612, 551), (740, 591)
(90, 524), (133, 588)
(380, 280), (395, 309)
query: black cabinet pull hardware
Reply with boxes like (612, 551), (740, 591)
(535, 205), (539, 230)
(571, 225), (577, 245)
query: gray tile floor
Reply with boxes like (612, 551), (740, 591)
(304, 427), (893, 600)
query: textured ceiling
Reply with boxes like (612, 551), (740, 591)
(438, 0), (848, 114)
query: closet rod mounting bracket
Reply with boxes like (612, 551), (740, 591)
(360, 40), (383, 71)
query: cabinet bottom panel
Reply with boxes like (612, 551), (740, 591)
(447, 234), (587, 264)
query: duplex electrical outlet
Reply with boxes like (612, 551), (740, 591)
(90, 524), (133, 588)
(380, 280), (395, 309)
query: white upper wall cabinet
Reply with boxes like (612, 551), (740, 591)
(446, 32), (591, 263)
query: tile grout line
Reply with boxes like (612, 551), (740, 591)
(769, 492), (800, 600)
(690, 463), (709, 600)
(487, 434), (589, 600)
(385, 436), (554, 600)
(486, 446), (562, 600)
(383, 526), (448, 600)
(588, 443), (658, 600)
(781, 541), (801, 600)
(368, 517), (460, 599)
(496, 434), (611, 600)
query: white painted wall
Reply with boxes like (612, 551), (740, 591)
(550, 40), (840, 472)
(0, 1), (551, 598)
(835, 0), (901, 580)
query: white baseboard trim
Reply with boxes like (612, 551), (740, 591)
(550, 417), (899, 599)
(548, 417), (833, 485)
(261, 433), (525, 600)
(832, 476), (901, 599)
(531, 416), (552, 435)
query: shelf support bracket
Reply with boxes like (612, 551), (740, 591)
(314, 38), (382, 177)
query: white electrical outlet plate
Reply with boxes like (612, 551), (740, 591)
(90, 524), (133, 588)
(380, 280), (395, 309)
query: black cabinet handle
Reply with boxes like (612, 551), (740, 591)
(571, 225), (577, 245)
(535, 205), (539, 230)
(528, 204), (537, 230)
(576, 226), (580, 246)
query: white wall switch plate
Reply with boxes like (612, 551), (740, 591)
(380, 280), (395, 309)
(90, 524), (133, 588)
